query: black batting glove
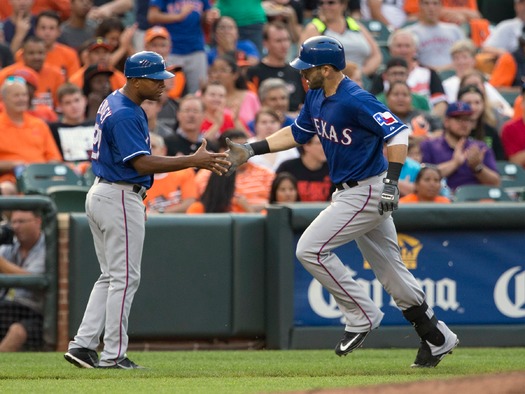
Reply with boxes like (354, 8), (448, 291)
(378, 178), (399, 215)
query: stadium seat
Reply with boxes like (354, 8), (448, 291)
(83, 165), (96, 187)
(497, 88), (521, 106)
(496, 161), (525, 200)
(46, 185), (89, 213)
(454, 185), (513, 202)
(438, 69), (456, 81)
(361, 19), (391, 47)
(16, 163), (85, 195)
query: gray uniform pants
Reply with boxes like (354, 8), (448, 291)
(296, 174), (425, 333)
(68, 183), (145, 363)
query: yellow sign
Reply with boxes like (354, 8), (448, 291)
(364, 233), (422, 270)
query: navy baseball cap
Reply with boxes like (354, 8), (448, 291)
(446, 101), (473, 117)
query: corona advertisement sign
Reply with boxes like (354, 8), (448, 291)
(293, 231), (525, 326)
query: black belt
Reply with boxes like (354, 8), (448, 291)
(335, 180), (359, 191)
(97, 177), (147, 200)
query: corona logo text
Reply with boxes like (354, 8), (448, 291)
(494, 266), (525, 318)
(307, 267), (459, 321)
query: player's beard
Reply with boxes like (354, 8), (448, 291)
(307, 71), (324, 90)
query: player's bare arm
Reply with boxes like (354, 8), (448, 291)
(379, 132), (409, 215)
(131, 139), (231, 176)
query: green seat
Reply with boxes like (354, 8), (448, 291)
(46, 185), (90, 212)
(83, 165), (96, 187)
(438, 69), (456, 81)
(16, 164), (85, 195)
(361, 20), (391, 47)
(497, 88), (521, 106)
(496, 161), (525, 200)
(454, 185), (513, 202)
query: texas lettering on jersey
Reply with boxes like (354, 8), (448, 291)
(312, 118), (352, 145)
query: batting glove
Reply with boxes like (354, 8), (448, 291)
(224, 138), (254, 176)
(378, 178), (399, 215)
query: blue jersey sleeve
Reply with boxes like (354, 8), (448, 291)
(291, 92), (316, 144)
(357, 98), (408, 140)
(111, 111), (151, 164)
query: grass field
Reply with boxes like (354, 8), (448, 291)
(1, 348), (524, 393)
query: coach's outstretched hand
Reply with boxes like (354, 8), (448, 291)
(194, 139), (231, 175)
(378, 179), (399, 215)
(224, 138), (254, 176)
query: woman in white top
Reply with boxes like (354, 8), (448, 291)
(300, 0), (382, 77)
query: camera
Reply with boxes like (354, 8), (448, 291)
(0, 224), (14, 245)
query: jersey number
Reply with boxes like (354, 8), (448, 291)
(91, 123), (102, 161)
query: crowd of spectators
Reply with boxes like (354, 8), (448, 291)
(0, 0), (524, 221)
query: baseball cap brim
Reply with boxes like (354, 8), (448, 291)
(290, 57), (315, 70)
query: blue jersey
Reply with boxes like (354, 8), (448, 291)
(91, 90), (153, 188)
(290, 77), (408, 184)
(149, 0), (211, 55)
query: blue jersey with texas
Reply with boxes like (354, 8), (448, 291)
(291, 77), (408, 184)
(91, 90), (153, 188)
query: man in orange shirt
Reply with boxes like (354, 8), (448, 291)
(143, 133), (198, 214)
(0, 36), (65, 109)
(0, 0), (70, 21)
(405, 0), (481, 25)
(0, 77), (63, 185)
(6, 67), (58, 123)
(15, 10), (81, 79)
(68, 37), (126, 91)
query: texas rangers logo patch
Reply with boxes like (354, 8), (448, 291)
(373, 111), (398, 126)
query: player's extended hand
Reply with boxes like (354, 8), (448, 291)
(378, 179), (399, 215)
(224, 138), (254, 176)
(194, 139), (231, 175)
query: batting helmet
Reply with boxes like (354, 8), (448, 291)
(124, 51), (174, 80)
(290, 36), (346, 71)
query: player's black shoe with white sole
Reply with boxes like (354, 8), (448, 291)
(335, 331), (370, 356)
(97, 357), (145, 369)
(411, 338), (459, 368)
(64, 347), (99, 368)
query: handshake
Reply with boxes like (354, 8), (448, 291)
(224, 138), (254, 176)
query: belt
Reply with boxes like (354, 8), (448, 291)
(334, 172), (387, 191)
(95, 177), (147, 200)
(335, 180), (359, 191)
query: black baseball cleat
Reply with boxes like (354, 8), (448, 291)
(411, 338), (459, 368)
(335, 331), (370, 356)
(97, 357), (145, 369)
(64, 347), (99, 368)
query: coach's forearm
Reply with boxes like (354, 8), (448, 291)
(132, 153), (228, 174)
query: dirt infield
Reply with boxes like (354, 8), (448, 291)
(293, 371), (525, 394)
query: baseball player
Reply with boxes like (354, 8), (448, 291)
(226, 36), (458, 368)
(64, 51), (230, 369)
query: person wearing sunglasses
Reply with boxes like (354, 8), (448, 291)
(0, 75), (63, 186)
(300, 0), (382, 77)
